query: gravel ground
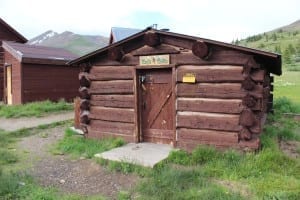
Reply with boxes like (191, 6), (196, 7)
(18, 125), (139, 199)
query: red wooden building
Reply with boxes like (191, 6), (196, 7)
(2, 41), (79, 104)
(70, 28), (281, 151)
(0, 18), (27, 101)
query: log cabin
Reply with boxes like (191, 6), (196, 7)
(0, 18), (28, 101)
(69, 28), (281, 151)
(2, 41), (79, 104)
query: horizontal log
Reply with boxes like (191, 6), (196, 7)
(177, 111), (241, 131)
(143, 129), (173, 140)
(91, 94), (134, 108)
(90, 119), (134, 136)
(90, 80), (134, 94)
(87, 128), (135, 143)
(89, 106), (134, 123)
(177, 98), (244, 114)
(177, 65), (244, 83)
(171, 51), (252, 66)
(177, 128), (238, 143)
(89, 66), (133, 81)
(177, 83), (263, 99)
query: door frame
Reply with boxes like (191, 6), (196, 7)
(4, 64), (12, 105)
(134, 65), (176, 146)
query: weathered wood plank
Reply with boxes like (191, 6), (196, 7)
(90, 80), (134, 94)
(90, 95), (134, 108)
(177, 98), (244, 114)
(177, 111), (241, 131)
(176, 140), (238, 152)
(177, 128), (238, 143)
(90, 119), (134, 136)
(89, 106), (134, 123)
(177, 65), (244, 83)
(176, 83), (263, 99)
(87, 127), (135, 143)
(143, 129), (173, 140)
(89, 66), (133, 81)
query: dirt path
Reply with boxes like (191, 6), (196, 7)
(17, 125), (139, 199)
(0, 112), (74, 131)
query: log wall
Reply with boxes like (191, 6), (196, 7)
(175, 63), (267, 151)
(79, 65), (136, 142)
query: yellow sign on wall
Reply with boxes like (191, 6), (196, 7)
(182, 73), (196, 83)
(139, 54), (170, 66)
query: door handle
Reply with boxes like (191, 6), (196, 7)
(143, 102), (146, 110)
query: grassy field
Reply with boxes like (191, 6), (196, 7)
(274, 70), (300, 104)
(0, 100), (73, 118)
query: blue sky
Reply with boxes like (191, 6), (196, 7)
(1, 0), (300, 42)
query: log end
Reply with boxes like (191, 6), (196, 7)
(242, 76), (256, 91)
(79, 87), (90, 99)
(80, 99), (90, 110)
(79, 73), (91, 87)
(192, 41), (209, 59)
(80, 110), (90, 124)
(144, 32), (161, 47)
(242, 94), (257, 108)
(240, 109), (255, 127)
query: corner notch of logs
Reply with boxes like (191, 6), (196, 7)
(192, 40), (209, 59)
(79, 70), (91, 127)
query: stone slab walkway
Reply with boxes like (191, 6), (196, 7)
(95, 142), (173, 168)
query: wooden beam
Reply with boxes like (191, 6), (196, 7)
(177, 83), (263, 99)
(177, 65), (244, 83)
(177, 128), (238, 143)
(89, 119), (135, 136)
(177, 111), (241, 131)
(177, 97), (244, 114)
(90, 80), (134, 94)
(89, 106), (134, 123)
(89, 66), (133, 81)
(91, 94), (134, 108)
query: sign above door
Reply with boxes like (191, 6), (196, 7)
(139, 54), (170, 66)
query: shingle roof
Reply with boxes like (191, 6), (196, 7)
(0, 18), (28, 43)
(110, 27), (141, 43)
(2, 41), (78, 65)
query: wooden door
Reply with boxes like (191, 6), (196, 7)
(6, 65), (12, 105)
(139, 69), (174, 144)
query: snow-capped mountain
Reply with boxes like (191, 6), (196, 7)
(27, 30), (108, 56)
(28, 30), (58, 45)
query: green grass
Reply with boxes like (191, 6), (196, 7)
(274, 71), (300, 104)
(54, 128), (125, 158)
(0, 100), (73, 118)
